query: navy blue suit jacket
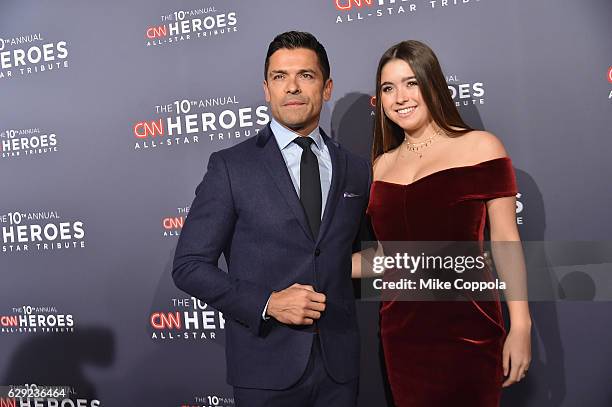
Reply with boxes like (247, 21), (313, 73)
(172, 123), (371, 390)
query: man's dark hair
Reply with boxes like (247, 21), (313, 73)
(264, 31), (330, 82)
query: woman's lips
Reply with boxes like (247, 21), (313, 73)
(395, 106), (417, 117)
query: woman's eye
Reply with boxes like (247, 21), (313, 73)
(407, 81), (418, 87)
(382, 86), (393, 93)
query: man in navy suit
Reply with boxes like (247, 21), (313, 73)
(172, 31), (370, 406)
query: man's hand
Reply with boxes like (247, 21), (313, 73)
(266, 283), (326, 325)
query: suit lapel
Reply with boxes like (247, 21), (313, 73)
(317, 129), (346, 245)
(257, 125), (314, 241)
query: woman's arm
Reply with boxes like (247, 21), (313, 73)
(471, 131), (531, 387)
(487, 195), (532, 387)
(352, 243), (385, 279)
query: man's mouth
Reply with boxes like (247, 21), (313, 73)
(284, 100), (306, 107)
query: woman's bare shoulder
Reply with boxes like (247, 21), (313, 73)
(461, 130), (508, 162)
(372, 147), (400, 180)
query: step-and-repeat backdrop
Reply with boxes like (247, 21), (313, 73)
(2, 0), (611, 406)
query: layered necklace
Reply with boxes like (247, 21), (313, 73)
(404, 127), (442, 158)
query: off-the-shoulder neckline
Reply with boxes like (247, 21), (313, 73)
(373, 157), (511, 188)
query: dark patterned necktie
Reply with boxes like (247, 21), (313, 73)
(293, 137), (322, 238)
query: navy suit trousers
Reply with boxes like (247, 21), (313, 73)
(233, 334), (358, 407)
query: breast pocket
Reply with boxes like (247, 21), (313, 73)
(332, 192), (366, 235)
(339, 187), (367, 209)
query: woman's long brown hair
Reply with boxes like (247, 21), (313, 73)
(372, 40), (472, 163)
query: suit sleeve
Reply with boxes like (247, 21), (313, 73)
(172, 152), (271, 337)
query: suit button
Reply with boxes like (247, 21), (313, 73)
(315, 248), (321, 256)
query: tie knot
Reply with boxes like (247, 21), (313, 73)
(293, 136), (314, 150)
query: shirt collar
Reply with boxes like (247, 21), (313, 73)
(270, 118), (324, 151)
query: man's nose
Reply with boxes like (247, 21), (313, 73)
(286, 76), (300, 94)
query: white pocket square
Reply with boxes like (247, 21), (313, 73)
(343, 192), (361, 198)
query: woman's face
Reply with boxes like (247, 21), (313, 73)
(379, 58), (432, 134)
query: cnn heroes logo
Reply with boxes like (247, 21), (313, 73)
(1, 211), (86, 254)
(162, 206), (189, 237)
(188, 394), (234, 407)
(0, 33), (69, 80)
(132, 96), (269, 150)
(1, 128), (59, 159)
(3, 397), (101, 407)
(516, 192), (524, 225)
(0, 305), (75, 334)
(334, 0), (481, 24)
(446, 74), (485, 107)
(607, 66), (612, 100)
(149, 297), (225, 341)
(145, 6), (237, 47)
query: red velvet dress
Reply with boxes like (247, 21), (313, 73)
(367, 157), (518, 407)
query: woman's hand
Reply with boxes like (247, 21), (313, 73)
(502, 322), (532, 387)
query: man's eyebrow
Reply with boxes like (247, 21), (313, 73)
(269, 69), (288, 75)
(269, 68), (318, 75)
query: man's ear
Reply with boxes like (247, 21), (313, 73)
(323, 78), (333, 102)
(263, 80), (271, 103)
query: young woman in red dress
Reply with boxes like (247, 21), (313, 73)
(354, 40), (532, 406)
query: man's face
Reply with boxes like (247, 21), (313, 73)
(263, 48), (333, 136)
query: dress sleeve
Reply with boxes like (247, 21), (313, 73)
(463, 157), (518, 200)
